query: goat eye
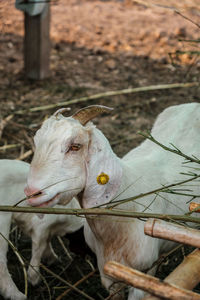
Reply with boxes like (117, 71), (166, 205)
(68, 143), (82, 152)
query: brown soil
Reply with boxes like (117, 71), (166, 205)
(0, 0), (200, 299)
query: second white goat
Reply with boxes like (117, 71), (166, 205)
(0, 159), (84, 300)
(25, 103), (200, 299)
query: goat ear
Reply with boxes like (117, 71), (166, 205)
(82, 129), (122, 208)
(72, 105), (113, 126)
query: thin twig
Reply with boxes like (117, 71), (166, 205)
(0, 143), (21, 151)
(142, 194), (158, 212)
(104, 284), (126, 300)
(17, 149), (33, 160)
(139, 131), (200, 164)
(41, 264), (95, 300)
(105, 174), (200, 208)
(170, 50), (200, 56)
(57, 236), (73, 261)
(14, 177), (79, 206)
(22, 130), (35, 151)
(156, 192), (186, 213)
(27, 262), (52, 299)
(85, 258), (96, 271)
(178, 39), (200, 43)
(0, 114), (13, 139)
(0, 232), (28, 297)
(175, 10), (200, 29)
(145, 244), (183, 274)
(56, 270), (97, 300)
(15, 82), (199, 114)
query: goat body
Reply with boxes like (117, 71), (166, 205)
(0, 159), (83, 300)
(25, 103), (200, 299)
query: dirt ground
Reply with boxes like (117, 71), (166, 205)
(0, 0), (200, 299)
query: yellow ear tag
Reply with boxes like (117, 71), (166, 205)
(97, 173), (109, 185)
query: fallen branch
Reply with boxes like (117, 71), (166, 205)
(0, 114), (13, 139)
(17, 149), (33, 161)
(41, 264), (95, 300)
(0, 143), (21, 151)
(15, 82), (199, 114)
(104, 261), (200, 300)
(143, 249), (200, 300)
(56, 270), (96, 300)
(144, 218), (200, 248)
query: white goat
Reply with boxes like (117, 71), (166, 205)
(0, 159), (84, 300)
(25, 103), (200, 299)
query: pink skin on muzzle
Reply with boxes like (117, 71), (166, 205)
(24, 186), (60, 207)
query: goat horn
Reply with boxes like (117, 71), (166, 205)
(72, 105), (113, 125)
(53, 107), (71, 117)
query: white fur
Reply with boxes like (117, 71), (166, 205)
(0, 159), (83, 300)
(26, 103), (200, 299)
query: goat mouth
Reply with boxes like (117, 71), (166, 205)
(35, 193), (60, 208)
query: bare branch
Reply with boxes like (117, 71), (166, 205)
(139, 131), (200, 164)
(106, 174), (200, 208)
(15, 82), (199, 114)
(0, 205), (200, 225)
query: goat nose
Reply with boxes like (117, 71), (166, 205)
(24, 185), (42, 197)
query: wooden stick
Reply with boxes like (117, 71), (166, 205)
(189, 202), (200, 213)
(0, 206), (200, 225)
(15, 82), (199, 114)
(104, 261), (200, 300)
(143, 249), (200, 300)
(57, 236), (73, 261)
(0, 143), (21, 151)
(41, 264), (95, 300)
(144, 218), (200, 248)
(56, 270), (96, 300)
(17, 149), (33, 161)
(0, 114), (13, 138)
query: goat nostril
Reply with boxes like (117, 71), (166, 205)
(24, 186), (43, 198)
